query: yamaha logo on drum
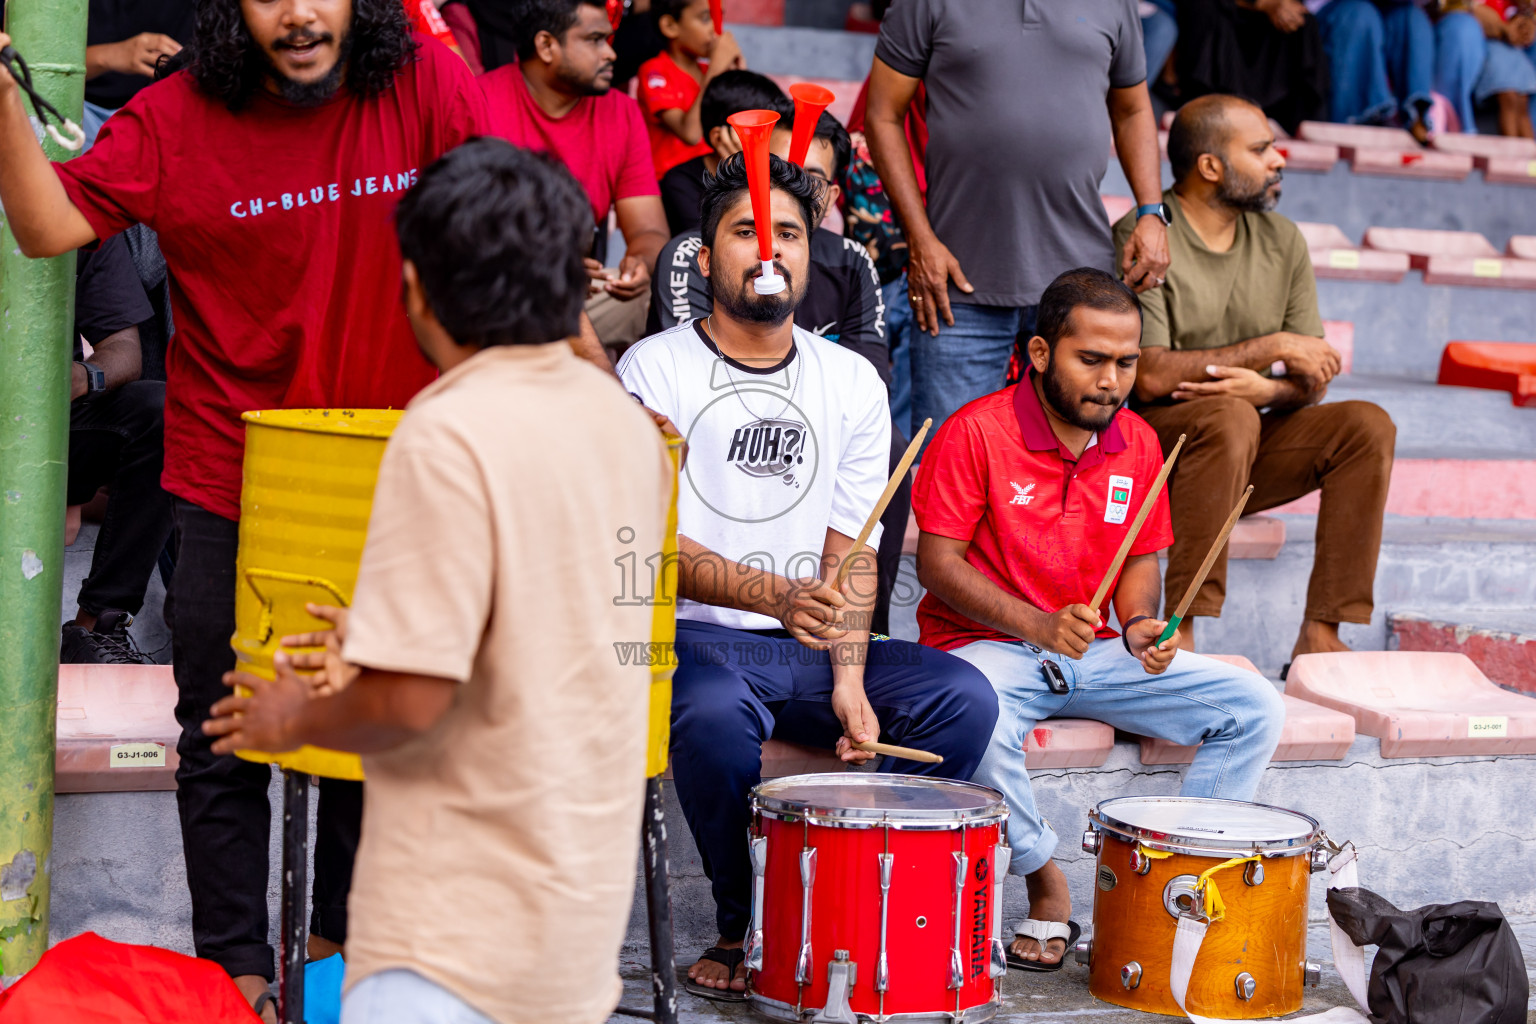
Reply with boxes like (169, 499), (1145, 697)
(969, 855), (990, 980)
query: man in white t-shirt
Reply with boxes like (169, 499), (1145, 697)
(618, 153), (998, 1001)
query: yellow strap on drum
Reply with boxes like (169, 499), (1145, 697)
(231, 410), (685, 782)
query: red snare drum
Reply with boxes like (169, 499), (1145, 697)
(747, 774), (1010, 1024)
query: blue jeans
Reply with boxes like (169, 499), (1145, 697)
(670, 618), (997, 938)
(951, 639), (1286, 877)
(1143, 0), (1179, 83)
(80, 100), (115, 151)
(882, 274), (915, 440)
(342, 970), (498, 1024)
(910, 302), (1036, 449)
(1436, 10), (1489, 132)
(1319, 0), (1434, 124)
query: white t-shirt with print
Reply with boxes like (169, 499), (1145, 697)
(618, 321), (892, 631)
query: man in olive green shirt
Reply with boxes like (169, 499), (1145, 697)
(1113, 94), (1394, 670)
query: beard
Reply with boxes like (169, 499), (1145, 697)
(1041, 353), (1123, 432)
(715, 262), (802, 326)
(267, 30), (350, 106)
(1216, 159), (1283, 213)
(557, 59), (614, 96)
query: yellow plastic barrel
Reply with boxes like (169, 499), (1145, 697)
(231, 411), (683, 782)
(231, 408), (401, 780)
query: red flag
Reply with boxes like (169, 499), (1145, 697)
(787, 83), (835, 168)
(726, 109), (786, 295)
(710, 0), (724, 35)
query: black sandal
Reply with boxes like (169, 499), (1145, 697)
(677, 946), (749, 1003)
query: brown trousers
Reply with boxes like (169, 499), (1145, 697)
(1139, 396), (1395, 624)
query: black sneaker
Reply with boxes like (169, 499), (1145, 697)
(60, 610), (152, 665)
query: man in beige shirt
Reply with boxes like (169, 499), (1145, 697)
(205, 139), (672, 1024)
(1113, 95), (1395, 672)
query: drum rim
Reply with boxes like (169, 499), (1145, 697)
(1089, 795), (1322, 856)
(752, 772), (1009, 826)
(749, 988), (1000, 1022)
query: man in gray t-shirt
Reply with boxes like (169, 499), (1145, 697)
(866, 0), (1171, 442)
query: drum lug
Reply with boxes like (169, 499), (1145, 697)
(1235, 971), (1257, 1001)
(1073, 939), (1092, 966)
(948, 851), (969, 990)
(1081, 829), (1101, 854)
(1310, 846), (1331, 874)
(989, 845), (1012, 979)
(795, 848), (817, 985)
(1304, 961), (1322, 987)
(745, 837), (767, 971)
(876, 852), (893, 993)
(1130, 847), (1152, 876)
(1244, 860), (1264, 886)
(1120, 961), (1142, 990)
(810, 950), (859, 1024)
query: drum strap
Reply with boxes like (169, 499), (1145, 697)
(1168, 847), (1371, 1024)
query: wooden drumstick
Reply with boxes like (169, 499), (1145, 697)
(1155, 485), (1253, 646)
(1087, 434), (1185, 615)
(833, 418), (932, 590)
(853, 740), (944, 764)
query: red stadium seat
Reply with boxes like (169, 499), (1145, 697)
(1421, 255), (1536, 288)
(1296, 120), (1418, 153)
(726, 0), (786, 26)
(1429, 131), (1536, 167)
(1024, 718), (1115, 768)
(1363, 227), (1499, 267)
(1137, 654), (1356, 763)
(1284, 651), (1536, 757)
(1482, 156), (1536, 186)
(1438, 340), (1536, 406)
(56, 664), (180, 794)
(1299, 221), (1409, 282)
(1349, 147), (1473, 181)
(1506, 235), (1536, 260)
(1272, 139), (1340, 172)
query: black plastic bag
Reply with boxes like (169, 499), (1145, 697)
(1327, 887), (1528, 1024)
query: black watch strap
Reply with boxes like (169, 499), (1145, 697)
(79, 361), (106, 394)
(1121, 614), (1153, 654)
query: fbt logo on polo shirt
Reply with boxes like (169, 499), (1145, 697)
(1105, 475), (1133, 524)
(228, 168), (420, 219)
(1009, 482), (1036, 506)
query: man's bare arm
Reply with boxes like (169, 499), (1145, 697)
(0, 34), (99, 257)
(73, 325), (143, 400)
(1107, 82), (1170, 293)
(1135, 331), (1339, 402)
(916, 532), (1051, 643)
(568, 311), (617, 376)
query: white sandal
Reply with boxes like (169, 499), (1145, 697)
(1006, 918), (1081, 973)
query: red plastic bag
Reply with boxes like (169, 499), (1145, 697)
(0, 932), (259, 1023)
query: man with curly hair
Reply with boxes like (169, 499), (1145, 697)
(0, 2), (486, 1017)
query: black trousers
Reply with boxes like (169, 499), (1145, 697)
(169, 499), (362, 980)
(67, 381), (174, 617)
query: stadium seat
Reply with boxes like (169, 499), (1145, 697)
(1429, 131), (1536, 167)
(55, 664), (179, 794)
(1389, 612), (1536, 697)
(1101, 194), (1135, 223)
(1349, 147), (1473, 181)
(1421, 255), (1536, 289)
(1228, 516), (1286, 559)
(1025, 718), (1115, 768)
(1299, 221), (1409, 282)
(1273, 139), (1339, 172)
(1284, 651), (1536, 757)
(1363, 226), (1499, 268)
(1297, 121), (1418, 153)
(727, 0), (786, 27)
(1506, 235), (1536, 260)
(1137, 654), (1356, 764)
(1323, 319), (1354, 374)
(1481, 156), (1536, 187)
(1438, 341), (1536, 406)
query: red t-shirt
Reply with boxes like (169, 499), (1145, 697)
(55, 38), (488, 521)
(637, 52), (714, 178)
(912, 372), (1174, 652)
(480, 64), (659, 226)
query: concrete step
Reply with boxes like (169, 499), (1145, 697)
(1320, 374), (1536, 458)
(1389, 610), (1536, 695)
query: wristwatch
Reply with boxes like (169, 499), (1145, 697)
(78, 360), (105, 395)
(1136, 202), (1172, 225)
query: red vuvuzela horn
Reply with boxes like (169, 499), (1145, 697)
(726, 109), (786, 295)
(787, 82), (835, 167)
(709, 0), (724, 35)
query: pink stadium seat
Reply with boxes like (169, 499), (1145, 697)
(1299, 221), (1409, 282)
(1296, 121), (1418, 153)
(55, 664), (180, 794)
(1349, 147), (1472, 181)
(1284, 651), (1536, 757)
(1422, 255), (1536, 288)
(724, 0), (785, 26)
(1429, 131), (1536, 167)
(1323, 319), (1354, 374)
(1481, 157), (1536, 186)
(1025, 718), (1115, 769)
(1508, 235), (1536, 260)
(1138, 654), (1356, 764)
(1362, 227), (1499, 267)
(1101, 194), (1136, 223)
(1227, 515), (1286, 559)
(1272, 139), (1340, 172)
(765, 75), (859, 127)
(1438, 340), (1536, 406)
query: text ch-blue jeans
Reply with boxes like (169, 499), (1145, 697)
(951, 639), (1286, 877)
(910, 302), (1036, 450)
(669, 619), (998, 939)
(1319, 0), (1434, 124)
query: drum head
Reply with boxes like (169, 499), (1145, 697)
(1090, 796), (1320, 855)
(753, 773), (1007, 827)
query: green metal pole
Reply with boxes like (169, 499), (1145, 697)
(0, 0), (88, 981)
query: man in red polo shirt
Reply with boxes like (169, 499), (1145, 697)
(0, 3), (486, 1017)
(481, 0), (671, 355)
(913, 268), (1284, 974)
